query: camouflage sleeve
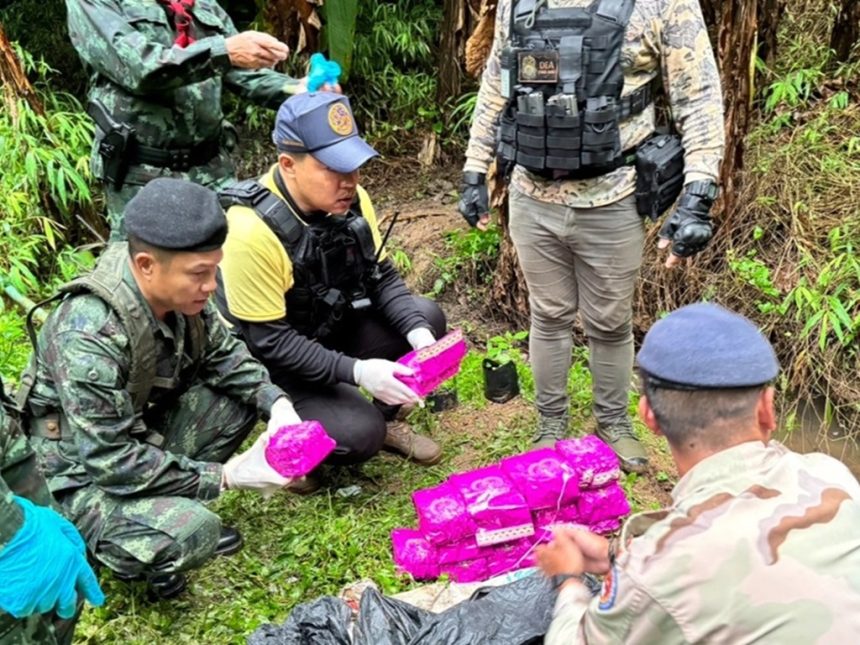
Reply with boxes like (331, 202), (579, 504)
(556, 561), (688, 643)
(659, 0), (725, 184)
(463, 0), (511, 175)
(47, 325), (222, 501)
(0, 406), (57, 547)
(204, 0), (302, 109)
(65, 0), (233, 95)
(197, 302), (287, 417)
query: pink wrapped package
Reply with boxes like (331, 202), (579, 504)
(555, 435), (621, 489)
(485, 538), (537, 578)
(577, 483), (631, 524)
(391, 528), (440, 580)
(264, 420), (337, 478)
(533, 505), (582, 542)
(412, 482), (476, 545)
(395, 329), (467, 397)
(500, 448), (580, 510)
(440, 558), (489, 583)
(450, 466), (534, 546)
(437, 538), (489, 565)
(590, 518), (622, 535)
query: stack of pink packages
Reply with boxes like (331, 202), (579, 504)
(392, 435), (631, 583)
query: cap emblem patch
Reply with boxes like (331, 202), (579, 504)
(328, 103), (354, 136)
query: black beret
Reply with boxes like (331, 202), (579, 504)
(123, 178), (227, 252)
(637, 303), (779, 389)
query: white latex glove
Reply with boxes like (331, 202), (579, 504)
(406, 327), (436, 351)
(266, 397), (302, 438)
(353, 359), (421, 406)
(222, 432), (292, 497)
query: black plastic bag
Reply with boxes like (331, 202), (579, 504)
(483, 358), (520, 404)
(248, 576), (555, 645)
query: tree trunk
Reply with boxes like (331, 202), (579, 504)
(0, 22), (43, 120)
(830, 0), (860, 63)
(437, 0), (466, 106)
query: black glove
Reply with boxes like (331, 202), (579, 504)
(458, 171), (488, 228)
(658, 180), (718, 258)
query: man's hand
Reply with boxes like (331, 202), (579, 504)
(458, 172), (490, 230)
(658, 180), (718, 269)
(0, 497), (105, 619)
(222, 432), (292, 496)
(353, 359), (421, 406)
(226, 31), (289, 69)
(266, 397), (302, 438)
(536, 527), (586, 578)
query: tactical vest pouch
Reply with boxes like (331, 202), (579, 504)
(515, 93), (546, 170)
(498, 107), (518, 166)
(581, 97), (621, 169)
(634, 133), (685, 221)
(546, 102), (582, 171)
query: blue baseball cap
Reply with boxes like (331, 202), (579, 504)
(637, 303), (780, 389)
(272, 92), (378, 173)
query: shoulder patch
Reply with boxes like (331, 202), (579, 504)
(598, 562), (619, 611)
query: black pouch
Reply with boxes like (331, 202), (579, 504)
(634, 133), (685, 221)
(546, 104), (581, 171)
(497, 105), (518, 166)
(580, 97), (621, 170)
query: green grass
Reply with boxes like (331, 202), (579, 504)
(74, 344), (670, 644)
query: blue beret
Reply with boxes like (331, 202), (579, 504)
(637, 303), (779, 389)
(272, 92), (377, 173)
(124, 178), (227, 252)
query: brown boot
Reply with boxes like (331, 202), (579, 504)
(285, 472), (322, 495)
(384, 421), (442, 465)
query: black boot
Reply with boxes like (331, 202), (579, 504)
(216, 526), (244, 557)
(113, 568), (187, 601)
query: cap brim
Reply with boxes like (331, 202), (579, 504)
(312, 135), (378, 173)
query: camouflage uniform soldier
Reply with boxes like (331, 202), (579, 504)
(0, 379), (104, 645)
(537, 303), (860, 643)
(19, 179), (303, 600)
(459, 0), (725, 471)
(64, 0), (305, 238)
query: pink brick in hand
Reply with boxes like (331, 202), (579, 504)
(395, 329), (467, 397)
(264, 421), (337, 478)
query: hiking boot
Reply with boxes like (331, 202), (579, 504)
(532, 414), (569, 450)
(595, 419), (649, 474)
(384, 421), (442, 465)
(114, 569), (187, 601)
(215, 526), (243, 557)
(285, 472), (322, 495)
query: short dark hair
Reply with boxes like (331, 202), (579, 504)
(127, 234), (172, 264)
(639, 370), (764, 452)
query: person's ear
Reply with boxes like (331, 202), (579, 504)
(133, 251), (157, 280)
(756, 387), (777, 440)
(639, 395), (662, 436)
(278, 152), (298, 177)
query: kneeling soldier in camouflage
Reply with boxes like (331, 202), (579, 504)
(18, 178), (302, 600)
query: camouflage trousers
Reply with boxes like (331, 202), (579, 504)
(104, 148), (236, 242)
(56, 384), (256, 577)
(0, 612), (77, 645)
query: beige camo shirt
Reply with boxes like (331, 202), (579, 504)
(464, 0), (725, 208)
(545, 440), (860, 643)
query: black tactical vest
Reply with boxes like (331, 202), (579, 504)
(498, 0), (657, 179)
(218, 180), (380, 339)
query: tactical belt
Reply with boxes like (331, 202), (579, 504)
(28, 411), (166, 447)
(130, 137), (221, 172)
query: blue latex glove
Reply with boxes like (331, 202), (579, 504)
(0, 496), (105, 619)
(307, 53), (341, 92)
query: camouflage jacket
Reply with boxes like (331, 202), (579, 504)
(546, 440), (860, 643)
(65, 0), (299, 156)
(0, 382), (56, 550)
(23, 256), (285, 502)
(465, 0), (725, 208)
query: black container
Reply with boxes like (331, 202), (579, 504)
(482, 358), (520, 403)
(427, 388), (459, 413)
